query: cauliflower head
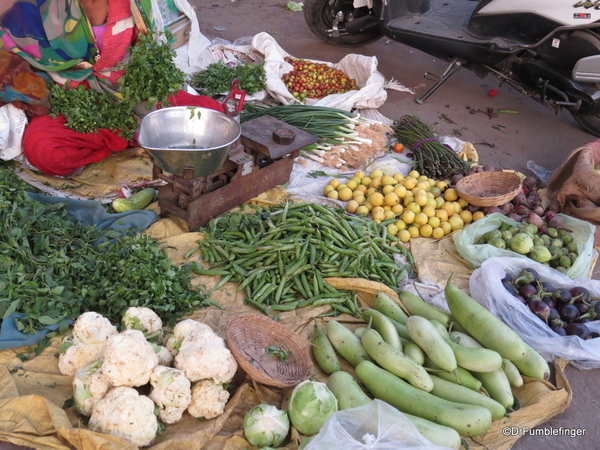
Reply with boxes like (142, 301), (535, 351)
(58, 342), (104, 377)
(72, 312), (118, 346)
(174, 341), (237, 384)
(102, 330), (158, 387)
(155, 345), (174, 367)
(165, 319), (217, 357)
(73, 361), (111, 417)
(89, 386), (158, 447)
(122, 307), (163, 336)
(149, 365), (192, 424)
(187, 379), (230, 420)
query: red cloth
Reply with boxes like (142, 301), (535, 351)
(23, 91), (226, 176)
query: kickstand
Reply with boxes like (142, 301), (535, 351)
(415, 58), (463, 105)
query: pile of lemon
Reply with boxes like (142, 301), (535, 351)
(323, 169), (485, 242)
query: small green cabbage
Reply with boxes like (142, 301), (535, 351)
(483, 229), (502, 242)
(243, 404), (290, 448)
(510, 233), (534, 255)
(488, 238), (506, 249)
(521, 224), (538, 236)
(288, 380), (338, 436)
(528, 245), (552, 263)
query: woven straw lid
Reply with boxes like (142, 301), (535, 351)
(455, 171), (522, 207)
(225, 314), (313, 388)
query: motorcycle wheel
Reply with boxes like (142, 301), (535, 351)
(303, 0), (383, 47)
(571, 111), (600, 137)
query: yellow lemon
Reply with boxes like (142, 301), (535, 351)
(387, 223), (399, 236)
(435, 209), (449, 222)
(383, 205), (392, 212)
(444, 188), (459, 202)
(336, 183), (348, 191)
(364, 201), (374, 212)
(422, 205), (436, 218)
(338, 187), (353, 201)
(354, 194), (366, 205)
(426, 198), (438, 209)
(441, 202), (456, 216)
(355, 184), (367, 194)
(414, 212), (429, 226)
(458, 198), (469, 208)
(350, 176), (362, 185)
(323, 184), (335, 195)
(473, 211), (485, 221)
(452, 201), (462, 214)
(394, 185), (407, 198)
(440, 221), (452, 235)
(408, 170), (420, 179)
(428, 186), (442, 197)
(391, 204), (404, 215)
(428, 216), (441, 228)
(403, 177), (417, 190)
(460, 210), (473, 224)
(372, 210), (386, 222)
(384, 210), (396, 219)
(436, 180), (449, 191)
(408, 226), (420, 238)
(382, 175), (396, 186)
(362, 176), (373, 187)
(417, 175), (428, 182)
(366, 187), (377, 196)
(329, 178), (341, 188)
(406, 202), (421, 215)
(327, 190), (339, 200)
(395, 220), (407, 231)
(417, 181), (430, 191)
(426, 191), (435, 199)
(346, 180), (358, 190)
(370, 169), (385, 179)
(372, 206), (385, 215)
(368, 192), (385, 207)
(435, 197), (445, 209)
(346, 200), (359, 214)
(393, 173), (405, 183)
(401, 210), (416, 224)
(420, 224), (433, 237)
(356, 205), (369, 216)
(448, 216), (465, 231)
(370, 177), (382, 189)
(384, 192), (400, 206)
(427, 178), (437, 188)
(382, 184), (395, 195)
(415, 191), (429, 207)
(355, 170), (365, 179)
(432, 227), (445, 239)
(398, 229), (411, 243)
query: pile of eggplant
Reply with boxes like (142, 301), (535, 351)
(503, 268), (599, 340)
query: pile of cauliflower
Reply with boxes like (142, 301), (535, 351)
(59, 307), (238, 447)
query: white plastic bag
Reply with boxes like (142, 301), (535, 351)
(304, 400), (453, 450)
(0, 104), (27, 161)
(453, 212), (597, 279)
(470, 256), (600, 369)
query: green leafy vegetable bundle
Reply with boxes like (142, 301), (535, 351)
(189, 61), (267, 97)
(0, 165), (209, 335)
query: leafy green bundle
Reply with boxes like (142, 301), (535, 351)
(0, 164), (210, 335)
(189, 61), (267, 97)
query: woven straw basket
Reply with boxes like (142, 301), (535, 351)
(225, 314), (313, 388)
(455, 171), (522, 207)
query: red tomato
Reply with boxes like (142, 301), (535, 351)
(488, 89), (498, 97)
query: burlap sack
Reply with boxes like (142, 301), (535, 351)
(546, 140), (600, 245)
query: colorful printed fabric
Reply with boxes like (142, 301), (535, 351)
(0, 50), (51, 115)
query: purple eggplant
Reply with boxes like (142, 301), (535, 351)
(515, 268), (540, 286)
(501, 273), (513, 284)
(503, 282), (518, 296)
(519, 284), (538, 300)
(570, 286), (590, 303)
(539, 281), (555, 292)
(548, 308), (560, 321)
(559, 304), (580, 322)
(590, 332), (600, 339)
(552, 288), (572, 305)
(541, 296), (557, 309)
(576, 302), (590, 315)
(551, 325), (567, 336)
(514, 295), (527, 305)
(529, 300), (550, 321)
(565, 323), (591, 340)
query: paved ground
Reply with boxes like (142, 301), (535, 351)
(197, 1), (600, 449)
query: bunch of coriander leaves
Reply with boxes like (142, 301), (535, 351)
(0, 163), (212, 349)
(189, 60), (267, 97)
(49, 30), (185, 142)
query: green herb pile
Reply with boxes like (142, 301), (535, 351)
(189, 61), (267, 97)
(186, 202), (414, 317)
(0, 164), (210, 335)
(49, 31), (185, 141)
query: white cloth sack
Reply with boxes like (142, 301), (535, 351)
(470, 257), (600, 370)
(453, 212), (597, 279)
(0, 104), (27, 162)
(305, 400), (453, 450)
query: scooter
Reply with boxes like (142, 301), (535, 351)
(303, 0), (600, 136)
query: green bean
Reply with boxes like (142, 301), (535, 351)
(270, 301), (301, 311)
(214, 273), (233, 290)
(331, 303), (355, 315)
(244, 298), (269, 315)
(191, 268), (231, 276)
(313, 297), (350, 307)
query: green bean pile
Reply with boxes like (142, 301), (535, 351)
(187, 202), (414, 317)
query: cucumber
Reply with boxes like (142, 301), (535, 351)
(431, 320), (503, 373)
(354, 326), (368, 338)
(361, 328), (433, 392)
(312, 322), (341, 374)
(429, 374), (507, 420)
(373, 292), (409, 324)
(449, 330), (484, 348)
(406, 316), (457, 372)
(398, 289), (452, 327)
(472, 368), (515, 409)
(502, 359), (524, 388)
(404, 413), (462, 450)
(356, 361), (493, 436)
(326, 371), (372, 410)
(403, 341), (425, 365)
(445, 278), (527, 361)
(510, 343), (550, 380)
(111, 188), (156, 212)
(326, 320), (372, 367)
(361, 309), (402, 350)
(433, 367), (483, 392)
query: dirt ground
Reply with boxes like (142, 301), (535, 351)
(195, 1), (600, 449)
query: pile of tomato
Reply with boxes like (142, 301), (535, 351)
(282, 57), (359, 100)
